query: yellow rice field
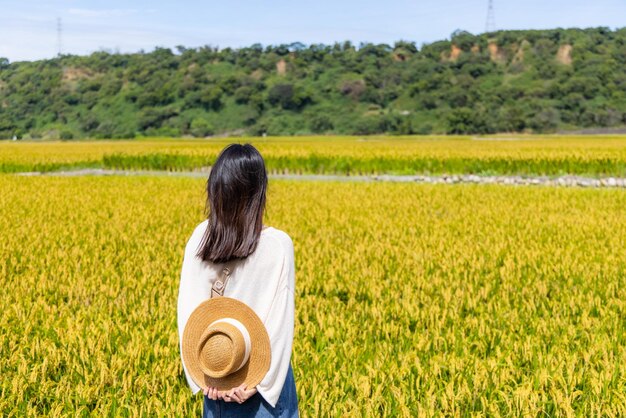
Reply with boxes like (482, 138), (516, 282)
(2, 135), (626, 176)
(1, 173), (626, 416)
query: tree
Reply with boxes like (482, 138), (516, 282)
(0, 27), (624, 138)
(267, 84), (312, 110)
(447, 107), (492, 134)
(190, 118), (214, 137)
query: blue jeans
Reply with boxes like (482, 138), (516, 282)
(202, 364), (299, 418)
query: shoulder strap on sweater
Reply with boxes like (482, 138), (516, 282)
(211, 266), (231, 298)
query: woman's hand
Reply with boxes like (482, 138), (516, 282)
(203, 385), (227, 401)
(203, 385), (256, 403)
(222, 384), (257, 404)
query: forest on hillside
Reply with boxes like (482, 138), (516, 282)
(0, 27), (625, 139)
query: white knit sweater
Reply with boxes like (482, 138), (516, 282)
(177, 220), (295, 408)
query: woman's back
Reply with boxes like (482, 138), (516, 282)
(177, 219), (297, 411)
(178, 143), (298, 416)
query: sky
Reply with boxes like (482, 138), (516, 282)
(1, 0), (625, 62)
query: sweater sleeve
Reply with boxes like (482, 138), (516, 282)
(256, 233), (296, 408)
(177, 222), (209, 395)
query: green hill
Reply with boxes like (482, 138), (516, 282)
(0, 27), (625, 139)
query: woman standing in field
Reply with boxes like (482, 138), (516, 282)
(177, 144), (299, 417)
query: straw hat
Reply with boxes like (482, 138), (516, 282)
(182, 297), (271, 391)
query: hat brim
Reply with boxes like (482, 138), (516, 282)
(182, 297), (271, 391)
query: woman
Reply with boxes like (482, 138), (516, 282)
(177, 143), (299, 417)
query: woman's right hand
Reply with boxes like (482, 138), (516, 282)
(223, 384), (257, 404)
(203, 384), (257, 403)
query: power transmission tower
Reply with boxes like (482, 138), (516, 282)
(485, 0), (496, 33)
(57, 17), (63, 56)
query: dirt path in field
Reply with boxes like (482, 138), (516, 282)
(15, 168), (626, 188)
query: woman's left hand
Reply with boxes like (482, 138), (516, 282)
(222, 384), (257, 404)
(203, 386), (227, 401)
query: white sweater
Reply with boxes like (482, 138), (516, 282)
(177, 220), (295, 408)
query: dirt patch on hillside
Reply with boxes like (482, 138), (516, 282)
(62, 67), (94, 82)
(450, 44), (462, 61)
(488, 42), (506, 63)
(556, 44), (572, 65)
(276, 59), (287, 76)
(441, 44), (462, 62)
(392, 52), (408, 62)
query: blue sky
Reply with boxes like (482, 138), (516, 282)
(1, 0), (625, 62)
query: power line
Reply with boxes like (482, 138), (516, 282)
(57, 17), (63, 56)
(485, 0), (496, 33)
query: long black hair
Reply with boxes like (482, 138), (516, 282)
(196, 143), (268, 263)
